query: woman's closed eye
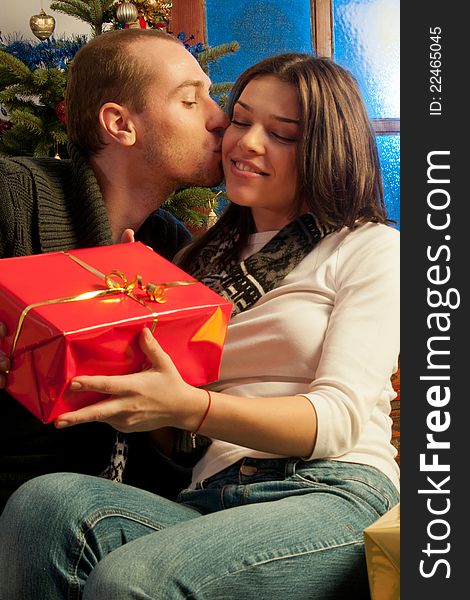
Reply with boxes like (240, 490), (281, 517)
(271, 132), (297, 143)
(231, 118), (249, 127)
(231, 119), (297, 143)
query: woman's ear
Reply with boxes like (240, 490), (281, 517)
(98, 102), (137, 147)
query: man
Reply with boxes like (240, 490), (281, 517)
(0, 28), (228, 512)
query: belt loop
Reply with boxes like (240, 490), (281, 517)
(285, 458), (297, 478)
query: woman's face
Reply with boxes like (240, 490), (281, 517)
(222, 75), (302, 232)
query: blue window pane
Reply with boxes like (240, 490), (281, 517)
(376, 135), (400, 229)
(205, 0), (313, 84)
(333, 0), (399, 119)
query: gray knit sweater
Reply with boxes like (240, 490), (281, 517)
(0, 144), (191, 512)
(0, 144), (113, 256)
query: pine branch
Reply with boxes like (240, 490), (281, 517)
(166, 187), (217, 210)
(9, 109), (44, 134)
(197, 42), (240, 68)
(164, 205), (208, 229)
(49, 124), (69, 145)
(89, 1), (103, 27)
(210, 82), (233, 94)
(0, 126), (38, 156)
(0, 50), (32, 81)
(3, 85), (44, 103)
(89, 0), (113, 29)
(50, 1), (114, 35)
(34, 138), (53, 157)
(0, 69), (21, 89)
(217, 93), (229, 109)
(163, 187), (226, 228)
(50, 1), (92, 24)
(0, 84), (24, 103)
(0, 97), (40, 117)
(31, 68), (67, 102)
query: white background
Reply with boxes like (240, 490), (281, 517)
(1, 0), (90, 41)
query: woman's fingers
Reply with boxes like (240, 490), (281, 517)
(68, 330), (171, 395)
(139, 328), (172, 370)
(55, 397), (128, 429)
(69, 374), (137, 396)
(54, 329), (182, 431)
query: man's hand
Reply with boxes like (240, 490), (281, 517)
(120, 229), (135, 244)
(0, 323), (10, 389)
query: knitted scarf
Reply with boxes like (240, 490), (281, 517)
(187, 212), (334, 316)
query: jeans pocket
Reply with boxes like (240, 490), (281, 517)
(341, 475), (398, 516)
(289, 461), (398, 519)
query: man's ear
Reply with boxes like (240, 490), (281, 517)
(98, 102), (137, 147)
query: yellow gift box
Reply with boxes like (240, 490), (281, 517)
(364, 503), (400, 600)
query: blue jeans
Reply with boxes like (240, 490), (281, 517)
(0, 458), (398, 599)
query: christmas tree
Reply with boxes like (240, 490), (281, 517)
(0, 35), (86, 157)
(50, 1), (116, 37)
(0, 1), (239, 229)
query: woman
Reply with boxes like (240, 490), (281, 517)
(0, 53), (399, 599)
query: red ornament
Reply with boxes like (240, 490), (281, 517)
(0, 120), (12, 135)
(124, 16), (147, 29)
(55, 99), (67, 125)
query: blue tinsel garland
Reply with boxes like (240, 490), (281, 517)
(0, 32), (206, 70)
(176, 33), (205, 58)
(0, 34), (88, 70)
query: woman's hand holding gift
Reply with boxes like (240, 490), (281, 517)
(54, 328), (206, 435)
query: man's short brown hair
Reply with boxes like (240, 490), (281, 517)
(65, 29), (181, 156)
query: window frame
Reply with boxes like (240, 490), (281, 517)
(310, 0), (399, 137)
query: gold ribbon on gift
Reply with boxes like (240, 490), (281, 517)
(8, 250), (196, 365)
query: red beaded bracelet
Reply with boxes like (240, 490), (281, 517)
(190, 389), (212, 448)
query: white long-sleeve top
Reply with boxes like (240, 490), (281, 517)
(190, 222), (400, 491)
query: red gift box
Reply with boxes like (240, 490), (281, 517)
(0, 242), (232, 423)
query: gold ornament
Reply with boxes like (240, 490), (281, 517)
(206, 192), (222, 229)
(29, 8), (56, 41)
(116, 2), (139, 24)
(134, 1), (172, 28)
(206, 207), (218, 229)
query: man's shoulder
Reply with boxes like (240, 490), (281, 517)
(0, 154), (71, 180)
(0, 154), (32, 176)
(151, 208), (189, 230)
(136, 208), (192, 261)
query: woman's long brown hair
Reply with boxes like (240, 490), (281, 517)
(179, 53), (388, 272)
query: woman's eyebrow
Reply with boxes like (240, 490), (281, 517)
(236, 100), (300, 124)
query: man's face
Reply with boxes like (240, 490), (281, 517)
(134, 39), (229, 190)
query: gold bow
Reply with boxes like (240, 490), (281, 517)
(8, 251), (195, 366)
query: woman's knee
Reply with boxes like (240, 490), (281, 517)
(83, 549), (158, 600)
(82, 532), (200, 600)
(2, 473), (97, 526)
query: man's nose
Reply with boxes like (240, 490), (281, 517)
(208, 100), (230, 133)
